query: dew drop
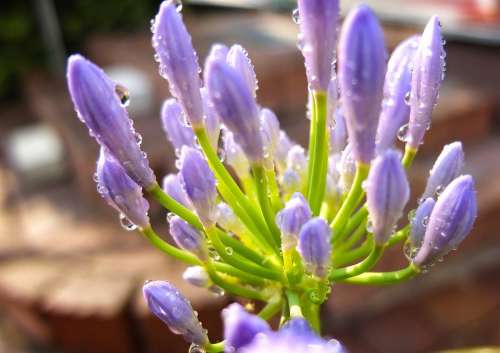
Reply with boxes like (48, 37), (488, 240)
(292, 8), (300, 24)
(404, 91), (411, 105)
(397, 123), (409, 142)
(225, 246), (234, 256)
(135, 132), (143, 145)
(422, 216), (429, 227)
(435, 184), (445, 196)
(209, 285), (225, 297)
(189, 344), (206, 353)
(174, 0), (183, 12)
(166, 212), (175, 222)
(366, 219), (374, 233)
(93, 172), (99, 182)
(119, 213), (137, 231)
(115, 84), (130, 107)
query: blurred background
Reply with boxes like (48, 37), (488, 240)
(1, 0), (500, 352)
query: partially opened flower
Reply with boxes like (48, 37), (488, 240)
(297, 217), (332, 278)
(67, 55), (155, 188)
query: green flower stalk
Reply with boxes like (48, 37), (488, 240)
(66, 1), (479, 351)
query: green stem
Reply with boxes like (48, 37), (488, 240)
(329, 244), (384, 281)
(286, 290), (303, 318)
(402, 145), (418, 169)
(252, 165), (282, 249)
(306, 91), (328, 215)
(258, 298), (282, 320)
(333, 238), (372, 267)
(205, 341), (225, 353)
(265, 166), (284, 212)
(241, 175), (258, 206)
(336, 219), (367, 252)
(330, 164), (370, 242)
(386, 225), (410, 247)
(341, 263), (420, 285)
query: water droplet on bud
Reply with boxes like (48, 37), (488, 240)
(115, 84), (130, 107)
(119, 213), (137, 231)
(292, 8), (300, 24)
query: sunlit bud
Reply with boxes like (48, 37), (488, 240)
(96, 149), (150, 229)
(281, 169), (302, 197)
(339, 145), (355, 192)
(227, 44), (258, 97)
(276, 193), (312, 250)
(366, 150), (410, 245)
(200, 87), (221, 149)
(297, 217), (332, 278)
(143, 281), (208, 345)
(329, 107), (347, 154)
(162, 173), (192, 209)
(205, 43), (229, 66)
(422, 142), (464, 199)
(409, 197), (436, 250)
(182, 266), (212, 288)
(179, 146), (217, 226)
(338, 5), (387, 164)
(67, 55), (155, 187)
(297, 0), (340, 91)
(327, 76), (339, 128)
(287, 145), (308, 177)
(275, 131), (294, 172)
(413, 175), (477, 267)
(260, 108), (281, 163)
(161, 98), (196, 152)
(152, 1), (204, 127)
(223, 130), (250, 178)
(376, 35), (420, 152)
(217, 202), (245, 235)
(407, 16), (445, 149)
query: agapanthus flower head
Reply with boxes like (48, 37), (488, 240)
(152, 0), (204, 127)
(67, 55), (155, 188)
(276, 193), (312, 250)
(223, 303), (270, 353)
(338, 5), (387, 164)
(227, 44), (258, 97)
(223, 130), (250, 178)
(178, 146), (217, 226)
(169, 215), (207, 259)
(205, 57), (264, 163)
(200, 87), (221, 149)
(422, 141), (464, 199)
(260, 108), (281, 163)
(161, 98), (196, 153)
(409, 197), (436, 250)
(366, 149), (410, 245)
(297, 0), (340, 91)
(413, 175), (477, 267)
(162, 173), (192, 208)
(182, 266), (212, 288)
(376, 35), (420, 152)
(407, 16), (445, 149)
(143, 281), (208, 345)
(96, 149), (150, 229)
(297, 217), (332, 278)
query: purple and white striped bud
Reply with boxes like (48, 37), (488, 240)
(260, 108), (281, 163)
(200, 87), (221, 149)
(329, 108), (347, 154)
(227, 44), (258, 97)
(376, 35), (420, 152)
(179, 147), (217, 226)
(297, 217), (332, 278)
(339, 145), (355, 192)
(161, 98), (196, 153)
(162, 173), (192, 208)
(413, 175), (476, 267)
(297, 0), (340, 91)
(96, 149), (150, 229)
(407, 16), (445, 149)
(223, 130), (250, 178)
(205, 58), (264, 163)
(223, 303), (270, 353)
(366, 150), (410, 245)
(422, 142), (464, 199)
(275, 132), (294, 172)
(67, 55), (155, 188)
(217, 202), (245, 235)
(338, 5), (387, 164)
(183, 266), (212, 288)
(276, 193), (312, 250)
(169, 215), (207, 259)
(143, 281), (208, 345)
(152, 1), (204, 127)
(409, 198), (436, 250)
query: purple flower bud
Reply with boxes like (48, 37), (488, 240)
(281, 169), (302, 197)
(287, 145), (308, 177)
(329, 107), (347, 154)
(339, 145), (355, 192)
(409, 198), (436, 250)
(223, 303), (270, 353)
(280, 318), (315, 338)
(297, 0), (339, 91)
(275, 132), (294, 172)
(205, 58), (264, 163)
(260, 108), (281, 161)
(297, 217), (332, 278)
(407, 16), (445, 149)
(327, 77), (339, 127)
(161, 98), (196, 153)
(67, 55), (155, 188)
(366, 149), (410, 245)
(152, 1), (204, 127)
(223, 130), (250, 177)
(169, 215), (207, 259)
(227, 44), (258, 97)
(216, 202), (244, 234)
(162, 173), (192, 208)
(179, 146), (217, 226)
(338, 5), (387, 164)
(183, 266), (212, 288)
(205, 43), (229, 67)
(143, 281), (208, 345)
(326, 156), (342, 205)
(422, 142), (464, 199)
(413, 175), (477, 267)
(200, 87), (221, 149)
(276, 193), (312, 250)
(376, 35), (420, 152)
(96, 149), (150, 229)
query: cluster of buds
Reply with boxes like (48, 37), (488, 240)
(67, 0), (477, 351)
